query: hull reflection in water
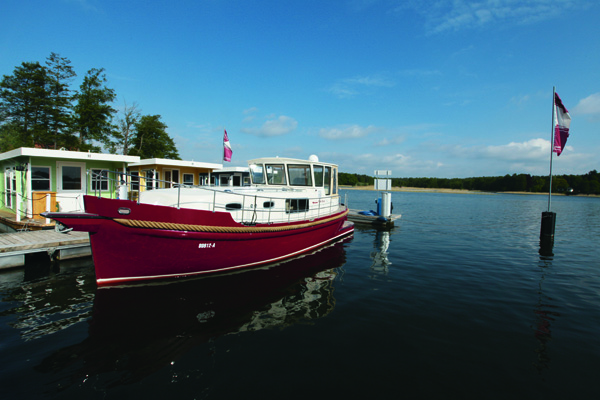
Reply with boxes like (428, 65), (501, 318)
(35, 238), (349, 389)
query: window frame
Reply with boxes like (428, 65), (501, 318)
(31, 166), (51, 191)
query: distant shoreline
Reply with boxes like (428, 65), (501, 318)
(340, 185), (600, 197)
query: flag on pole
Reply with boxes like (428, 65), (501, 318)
(553, 92), (571, 156)
(223, 130), (232, 162)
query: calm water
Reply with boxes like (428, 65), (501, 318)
(1, 190), (599, 399)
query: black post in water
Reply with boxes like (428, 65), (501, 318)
(540, 211), (556, 238)
(540, 211), (556, 255)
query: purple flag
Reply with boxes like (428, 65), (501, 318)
(223, 130), (232, 162)
(553, 92), (571, 156)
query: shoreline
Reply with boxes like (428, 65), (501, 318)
(340, 185), (600, 197)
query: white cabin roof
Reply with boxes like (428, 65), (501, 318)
(128, 158), (223, 170)
(0, 147), (140, 163)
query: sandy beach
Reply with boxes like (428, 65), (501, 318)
(340, 185), (599, 197)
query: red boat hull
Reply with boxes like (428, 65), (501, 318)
(45, 196), (354, 286)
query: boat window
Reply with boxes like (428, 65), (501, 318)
(266, 164), (287, 185)
(263, 201), (274, 208)
(130, 171), (139, 191)
(288, 164), (312, 186)
(286, 198), (309, 213)
(225, 203), (242, 210)
(220, 175), (230, 186)
(324, 166), (331, 195)
(313, 165), (324, 187)
(333, 167), (338, 195)
(250, 164), (265, 184)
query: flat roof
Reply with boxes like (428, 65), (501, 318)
(0, 147), (141, 163)
(128, 158), (223, 170)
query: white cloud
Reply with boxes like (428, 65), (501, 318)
(572, 93), (600, 115)
(327, 74), (395, 98)
(319, 125), (378, 140)
(395, 0), (584, 35)
(241, 115), (298, 137)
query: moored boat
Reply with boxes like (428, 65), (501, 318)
(42, 155), (354, 286)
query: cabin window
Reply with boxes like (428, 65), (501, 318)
(183, 173), (194, 186)
(130, 171), (139, 191)
(91, 169), (109, 191)
(145, 170), (156, 190)
(286, 198), (309, 213)
(263, 201), (274, 208)
(266, 164), (287, 185)
(32, 166), (51, 191)
(250, 164), (265, 184)
(232, 175), (241, 186)
(164, 170), (179, 188)
(57, 163), (84, 191)
(324, 166), (331, 195)
(288, 165), (312, 186)
(220, 175), (230, 186)
(244, 177), (251, 186)
(313, 165), (324, 187)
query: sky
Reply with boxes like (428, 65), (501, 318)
(1, 0), (600, 178)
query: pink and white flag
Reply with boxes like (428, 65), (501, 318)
(553, 92), (571, 156)
(223, 129), (232, 162)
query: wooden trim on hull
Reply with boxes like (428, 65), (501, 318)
(113, 208), (350, 234)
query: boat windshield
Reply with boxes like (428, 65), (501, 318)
(288, 164), (312, 186)
(249, 164), (265, 184)
(266, 164), (287, 185)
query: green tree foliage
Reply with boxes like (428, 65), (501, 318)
(45, 52), (77, 149)
(387, 171), (600, 195)
(0, 61), (53, 148)
(72, 68), (116, 151)
(129, 115), (180, 160)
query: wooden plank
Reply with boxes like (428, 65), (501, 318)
(0, 231), (89, 254)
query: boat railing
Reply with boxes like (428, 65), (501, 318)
(87, 169), (344, 224)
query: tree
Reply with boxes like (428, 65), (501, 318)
(72, 68), (116, 151)
(45, 52), (77, 149)
(130, 115), (180, 159)
(107, 101), (140, 155)
(0, 61), (53, 148)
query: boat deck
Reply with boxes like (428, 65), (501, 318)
(0, 230), (91, 269)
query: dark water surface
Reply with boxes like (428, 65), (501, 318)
(1, 191), (599, 399)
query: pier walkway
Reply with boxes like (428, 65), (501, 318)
(0, 230), (91, 269)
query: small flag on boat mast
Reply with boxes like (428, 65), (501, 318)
(553, 92), (571, 156)
(223, 129), (232, 162)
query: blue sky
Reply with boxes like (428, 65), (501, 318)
(2, 0), (599, 178)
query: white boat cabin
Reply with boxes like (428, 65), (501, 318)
(139, 155), (343, 224)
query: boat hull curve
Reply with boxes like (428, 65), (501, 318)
(44, 195), (354, 286)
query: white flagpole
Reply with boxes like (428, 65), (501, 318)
(547, 86), (556, 212)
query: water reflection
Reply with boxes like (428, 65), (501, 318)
(0, 256), (96, 341)
(33, 239), (349, 390)
(370, 230), (392, 274)
(533, 242), (560, 374)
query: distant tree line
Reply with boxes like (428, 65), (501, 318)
(339, 171), (600, 195)
(0, 53), (180, 159)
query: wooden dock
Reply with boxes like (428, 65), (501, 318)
(0, 230), (91, 269)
